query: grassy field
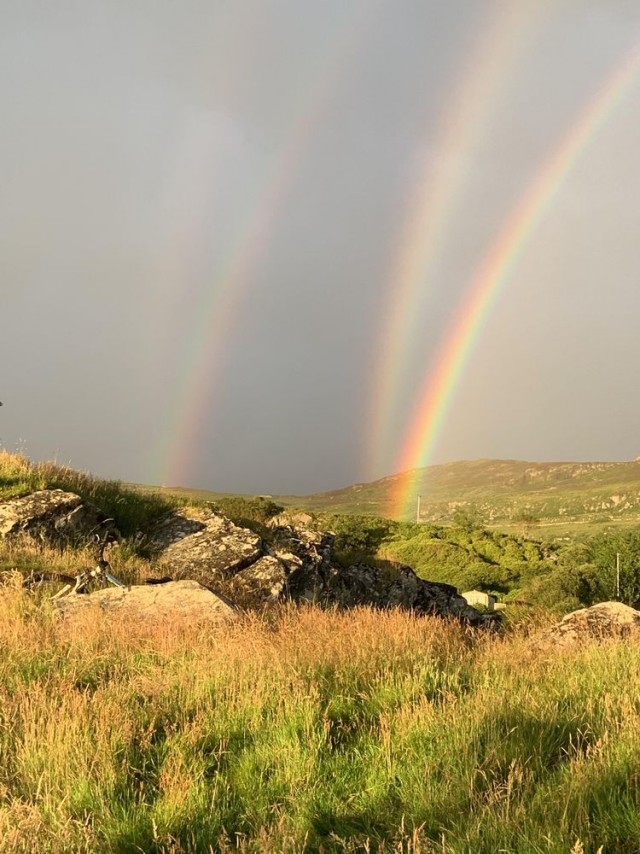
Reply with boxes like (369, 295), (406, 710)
(1, 589), (640, 852)
(3, 452), (640, 849)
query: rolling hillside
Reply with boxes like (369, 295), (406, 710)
(140, 459), (640, 535)
(279, 459), (640, 529)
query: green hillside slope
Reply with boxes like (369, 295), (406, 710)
(280, 459), (640, 528)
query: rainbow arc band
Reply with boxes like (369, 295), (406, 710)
(390, 41), (640, 518)
(151, 3), (382, 487)
(367, 2), (545, 481)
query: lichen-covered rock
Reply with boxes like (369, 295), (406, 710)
(148, 506), (263, 586)
(321, 561), (494, 625)
(227, 556), (288, 607)
(148, 510), (494, 624)
(53, 580), (237, 623)
(537, 601), (640, 647)
(269, 524), (334, 601)
(268, 524), (333, 570)
(0, 489), (107, 545)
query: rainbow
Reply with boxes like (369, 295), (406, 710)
(390, 41), (640, 518)
(149, 3), (381, 487)
(366, 2), (545, 481)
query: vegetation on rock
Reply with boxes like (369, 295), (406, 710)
(0, 451), (173, 537)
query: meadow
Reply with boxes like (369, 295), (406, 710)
(1, 588), (640, 853)
(3, 451), (640, 851)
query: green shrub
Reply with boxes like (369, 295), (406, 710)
(208, 496), (283, 538)
(316, 514), (398, 566)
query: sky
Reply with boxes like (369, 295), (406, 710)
(2, 0), (640, 495)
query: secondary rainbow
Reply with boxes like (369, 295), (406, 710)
(149, 3), (381, 487)
(390, 40), (640, 518)
(366, 2), (545, 481)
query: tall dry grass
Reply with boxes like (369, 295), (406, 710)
(0, 586), (639, 852)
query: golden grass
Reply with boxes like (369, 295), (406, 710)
(1, 585), (638, 851)
(0, 453), (638, 851)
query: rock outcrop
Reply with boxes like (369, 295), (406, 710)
(538, 601), (640, 647)
(147, 506), (262, 585)
(53, 580), (237, 623)
(270, 523), (334, 601)
(0, 490), (497, 625)
(319, 562), (485, 622)
(0, 490), (108, 546)
(149, 507), (494, 625)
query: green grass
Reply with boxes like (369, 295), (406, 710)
(0, 591), (639, 852)
(0, 451), (175, 538)
(0, 453), (284, 542)
(2, 453), (640, 848)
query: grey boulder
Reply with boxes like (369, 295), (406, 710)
(0, 489), (107, 546)
(148, 506), (263, 586)
(54, 579), (237, 623)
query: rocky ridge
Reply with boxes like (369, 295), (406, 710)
(146, 505), (495, 624)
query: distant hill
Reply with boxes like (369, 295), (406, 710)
(138, 459), (640, 536)
(277, 459), (640, 530)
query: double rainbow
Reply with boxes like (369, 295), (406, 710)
(390, 41), (640, 518)
(150, 3), (382, 486)
(367, 1), (544, 481)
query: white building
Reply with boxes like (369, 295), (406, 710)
(461, 590), (497, 612)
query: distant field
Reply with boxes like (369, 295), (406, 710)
(497, 515), (640, 542)
(127, 482), (241, 503)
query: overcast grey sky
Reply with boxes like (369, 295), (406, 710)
(2, 1), (640, 494)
